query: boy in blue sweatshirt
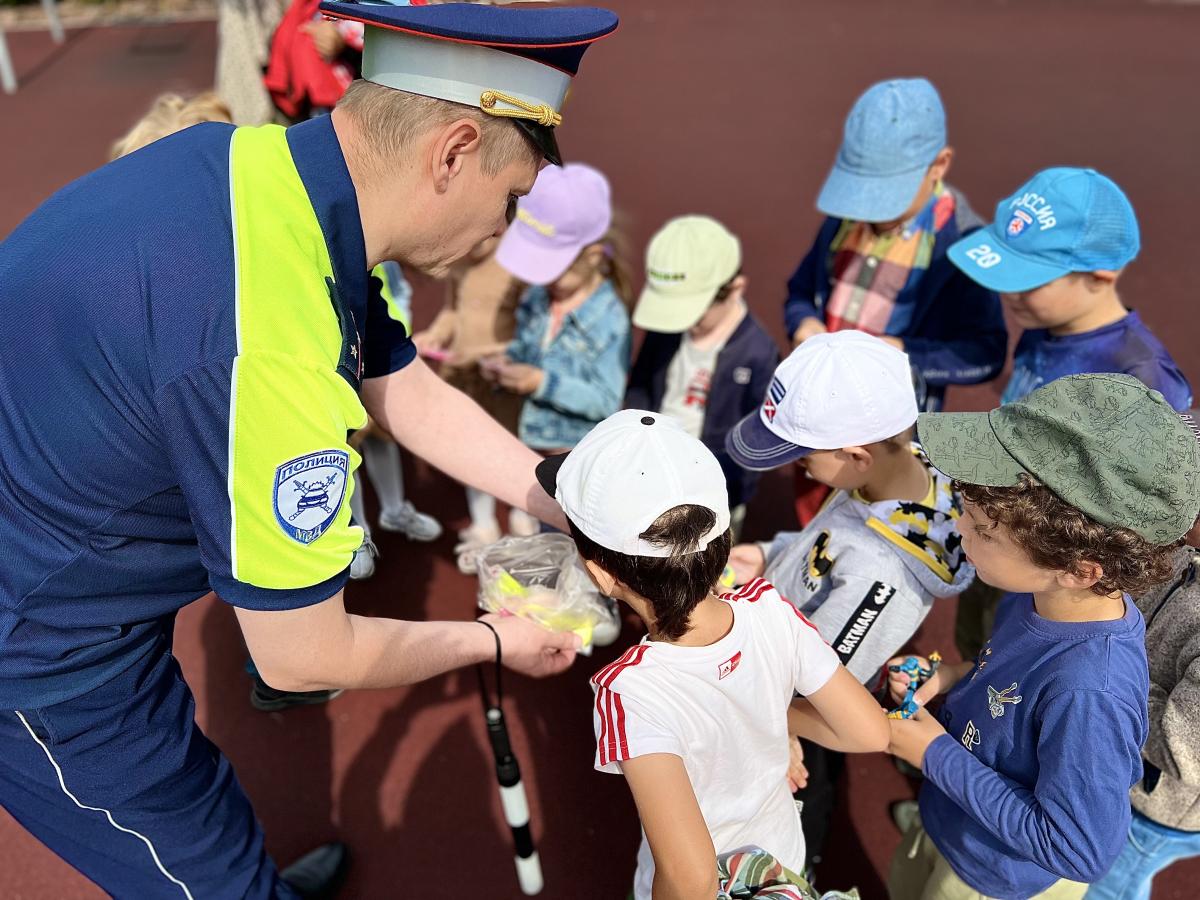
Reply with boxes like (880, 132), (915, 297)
(784, 77), (1007, 414)
(884, 373), (1200, 900)
(948, 167), (1192, 411)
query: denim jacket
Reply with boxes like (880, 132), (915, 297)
(507, 279), (630, 449)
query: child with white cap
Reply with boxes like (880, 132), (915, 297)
(626, 215), (780, 538)
(480, 162), (632, 540)
(537, 409), (888, 899)
(725, 330), (976, 868)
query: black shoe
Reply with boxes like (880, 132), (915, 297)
(250, 676), (344, 712)
(281, 841), (348, 899)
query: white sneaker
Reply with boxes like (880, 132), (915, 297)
(350, 538), (378, 580)
(379, 501), (443, 542)
(454, 522), (502, 575)
(508, 508), (541, 537)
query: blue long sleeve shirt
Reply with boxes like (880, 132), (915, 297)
(919, 593), (1149, 899)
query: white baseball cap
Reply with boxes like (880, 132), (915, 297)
(725, 331), (918, 471)
(536, 409), (731, 557)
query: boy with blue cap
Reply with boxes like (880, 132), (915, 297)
(948, 166), (1192, 410)
(784, 78), (1007, 414)
(0, 3), (615, 897)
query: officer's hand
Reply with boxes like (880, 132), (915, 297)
(302, 20), (346, 61)
(497, 362), (544, 395)
(791, 317), (827, 347)
(887, 707), (946, 770)
(728, 543), (766, 586)
(484, 613), (581, 678)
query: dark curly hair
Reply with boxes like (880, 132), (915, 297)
(958, 476), (1181, 596)
(568, 505), (732, 641)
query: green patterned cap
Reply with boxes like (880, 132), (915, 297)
(917, 373), (1200, 544)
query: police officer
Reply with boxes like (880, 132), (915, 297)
(0, 3), (617, 896)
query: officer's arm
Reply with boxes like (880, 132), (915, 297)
(362, 357), (567, 530)
(235, 591), (579, 692)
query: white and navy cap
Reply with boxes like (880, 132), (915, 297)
(319, 1), (619, 165)
(536, 410), (730, 558)
(726, 331), (919, 471)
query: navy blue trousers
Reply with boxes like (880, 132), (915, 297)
(0, 644), (296, 899)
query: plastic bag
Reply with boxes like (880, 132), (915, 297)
(475, 533), (618, 655)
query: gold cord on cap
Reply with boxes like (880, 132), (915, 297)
(479, 90), (562, 127)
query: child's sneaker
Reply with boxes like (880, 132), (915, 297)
(350, 537), (379, 580)
(454, 521), (502, 575)
(508, 507), (541, 537)
(379, 501), (443, 542)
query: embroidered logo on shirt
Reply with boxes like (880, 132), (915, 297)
(962, 719), (981, 752)
(273, 450), (349, 545)
(804, 531), (835, 592)
(718, 651), (742, 680)
(987, 683), (1023, 719)
(732, 367), (752, 385)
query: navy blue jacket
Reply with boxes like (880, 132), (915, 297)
(626, 313), (780, 508)
(783, 189), (1007, 411)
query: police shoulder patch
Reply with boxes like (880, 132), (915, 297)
(273, 450), (350, 545)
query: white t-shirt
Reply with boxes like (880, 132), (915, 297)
(591, 579), (840, 900)
(658, 336), (722, 439)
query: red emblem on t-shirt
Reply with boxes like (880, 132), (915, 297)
(718, 651), (742, 680)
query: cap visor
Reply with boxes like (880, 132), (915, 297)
(631, 286), (711, 334)
(946, 227), (1072, 293)
(816, 163), (928, 222)
(495, 228), (583, 286)
(512, 120), (562, 167)
(725, 411), (815, 472)
(915, 411), (1027, 486)
(535, 452), (568, 499)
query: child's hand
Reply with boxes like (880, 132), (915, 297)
(785, 736), (808, 791)
(886, 707), (946, 770)
(886, 655), (942, 706)
(302, 20), (346, 61)
(479, 354), (508, 383)
(411, 330), (445, 355)
(728, 543), (765, 586)
(496, 362), (544, 395)
(791, 317), (827, 347)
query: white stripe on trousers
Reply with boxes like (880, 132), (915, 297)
(14, 710), (195, 899)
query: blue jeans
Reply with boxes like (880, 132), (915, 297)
(1086, 809), (1200, 900)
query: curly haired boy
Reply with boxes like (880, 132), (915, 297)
(883, 373), (1200, 900)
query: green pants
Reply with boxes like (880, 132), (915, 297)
(888, 822), (1087, 900)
